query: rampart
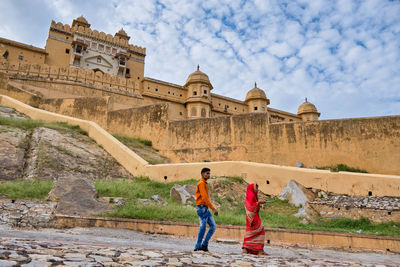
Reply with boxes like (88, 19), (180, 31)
(164, 114), (400, 175)
(0, 67), (399, 176)
(1, 94), (400, 197)
(0, 59), (141, 96)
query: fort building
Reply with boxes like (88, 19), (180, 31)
(0, 16), (319, 122)
(1, 17), (398, 176)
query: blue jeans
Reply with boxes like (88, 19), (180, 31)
(195, 205), (216, 249)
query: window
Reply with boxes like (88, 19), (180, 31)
(204, 90), (207, 94)
(106, 46), (111, 53)
(65, 48), (70, 54)
(193, 91), (197, 95)
(155, 88), (158, 92)
(91, 42), (97, 49)
(234, 107), (237, 110)
(254, 106), (258, 111)
(168, 91), (170, 94)
(18, 55), (23, 60)
(179, 112), (183, 116)
(262, 107), (265, 111)
(201, 108), (207, 117)
(98, 44), (104, 52)
(97, 57), (101, 63)
(2, 50), (9, 59)
(112, 48), (117, 54)
(66, 37), (69, 40)
(180, 94), (182, 97)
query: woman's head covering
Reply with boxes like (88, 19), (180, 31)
(245, 183), (258, 208)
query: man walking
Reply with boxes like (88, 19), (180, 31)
(194, 167), (218, 252)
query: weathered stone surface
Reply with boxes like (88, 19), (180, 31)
(0, 127), (27, 181)
(278, 180), (315, 207)
(294, 203), (320, 224)
(151, 195), (167, 206)
(52, 178), (110, 216)
(170, 185), (195, 204)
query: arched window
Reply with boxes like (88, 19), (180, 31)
(201, 108), (206, 117)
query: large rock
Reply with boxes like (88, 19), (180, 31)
(170, 184), (195, 204)
(278, 180), (315, 207)
(0, 127), (27, 181)
(49, 178), (110, 216)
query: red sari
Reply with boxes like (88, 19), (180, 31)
(242, 184), (265, 254)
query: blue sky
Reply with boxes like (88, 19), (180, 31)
(1, 0), (399, 119)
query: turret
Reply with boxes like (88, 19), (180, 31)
(245, 82), (270, 113)
(297, 98), (320, 121)
(184, 65), (213, 118)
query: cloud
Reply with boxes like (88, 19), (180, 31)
(0, 0), (399, 119)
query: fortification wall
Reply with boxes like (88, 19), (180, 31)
(39, 96), (111, 128)
(163, 113), (400, 175)
(107, 103), (170, 146)
(0, 59), (141, 98)
(2, 94), (400, 197)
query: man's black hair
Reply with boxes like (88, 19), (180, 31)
(201, 167), (210, 174)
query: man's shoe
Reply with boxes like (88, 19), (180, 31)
(194, 247), (201, 251)
(200, 245), (208, 252)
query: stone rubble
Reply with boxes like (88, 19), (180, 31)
(0, 237), (396, 267)
(310, 195), (400, 211)
(0, 199), (56, 228)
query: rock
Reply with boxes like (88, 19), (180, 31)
(294, 203), (320, 224)
(50, 178), (110, 216)
(182, 185), (196, 196)
(296, 162), (304, 168)
(151, 195), (167, 206)
(170, 185), (195, 204)
(0, 127), (27, 181)
(278, 180), (315, 207)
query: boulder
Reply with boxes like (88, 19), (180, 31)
(294, 203), (320, 224)
(151, 195), (167, 206)
(278, 180), (315, 207)
(49, 178), (110, 215)
(170, 184), (195, 204)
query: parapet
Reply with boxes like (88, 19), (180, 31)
(0, 59), (142, 98)
(49, 20), (146, 56)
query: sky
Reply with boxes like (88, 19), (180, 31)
(0, 0), (399, 119)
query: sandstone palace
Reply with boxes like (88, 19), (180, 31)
(0, 16), (399, 176)
(0, 16), (320, 122)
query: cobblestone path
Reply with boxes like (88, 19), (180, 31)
(0, 225), (399, 266)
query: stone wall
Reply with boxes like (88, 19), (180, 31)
(0, 199), (56, 228)
(163, 113), (400, 175)
(107, 103), (170, 146)
(0, 59), (140, 95)
(39, 96), (111, 128)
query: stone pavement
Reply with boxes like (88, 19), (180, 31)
(0, 225), (399, 266)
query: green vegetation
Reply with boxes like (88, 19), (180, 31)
(112, 134), (152, 147)
(96, 177), (399, 237)
(0, 116), (88, 135)
(111, 134), (170, 164)
(0, 180), (53, 200)
(317, 163), (368, 173)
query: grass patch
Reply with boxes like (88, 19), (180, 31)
(111, 133), (170, 165)
(95, 177), (197, 200)
(95, 178), (400, 237)
(317, 163), (368, 173)
(0, 180), (53, 200)
(0, 116), (88, 135)
(112, 134), (152, 147)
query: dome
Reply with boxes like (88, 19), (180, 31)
(76, 16), (88, 24)
(116, 28), (128, 36)
(245, 83), (267, 102)
(297, 99), (319, 115)
(184, 65), (213, 89)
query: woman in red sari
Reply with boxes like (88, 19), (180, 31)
(242, 183), (267, 255)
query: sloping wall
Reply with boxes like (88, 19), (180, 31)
(1, 94), (400, 197)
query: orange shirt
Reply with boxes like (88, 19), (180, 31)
(196, 178), (215, 210)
